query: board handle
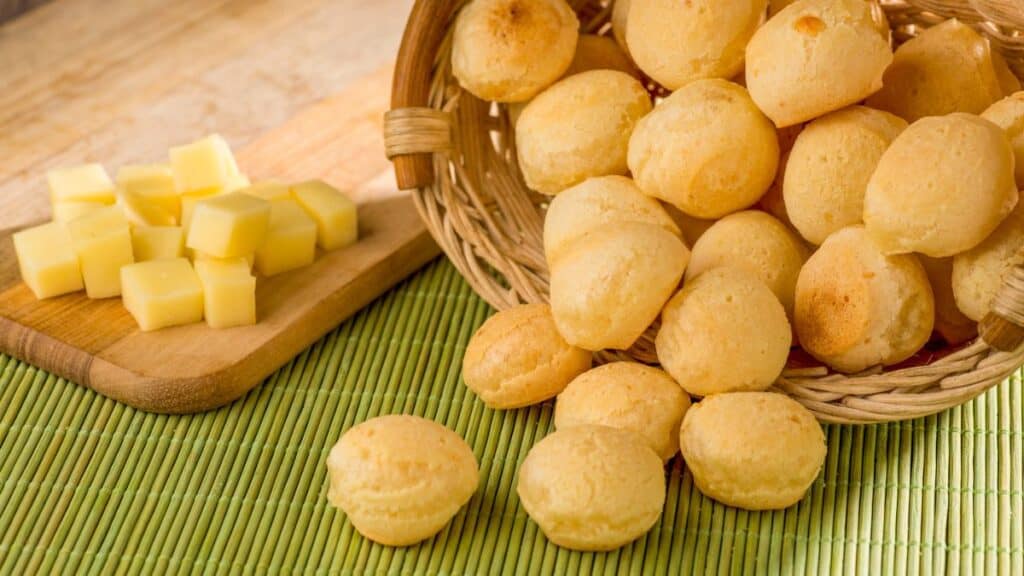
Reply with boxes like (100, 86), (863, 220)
(387, 0), (458, 191)
(979, 264), (1024, 351)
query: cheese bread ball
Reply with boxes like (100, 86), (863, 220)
(867, 19), (1008, 122)
(517, 425), (665, 550)
(611, 0), (631, 58)
(685, 211), (809, 322)
(953, 203), (1024, 322)
(517, 70), (652, 194)
(680, 392), (826, 510)
(757, 123), (805, 228)
(625, 0), (766, 90)
(794, 226), (934, 373)
(451, 0), (578, 102)
(628, 79), (778, 218)
(784, 106), (907, 245)
(983, 92), (1024, 189)
(745, 0), (892, 127)
(326, 415), (479, 546)
(550, 222), (689, 351)
(864, 113), (1018, 257)
(656, 267), (792, 397)
(554, 362), (691, 461)
(920, 256), (977, 346)
(543, 175), (680, 265)
(664, 204), (715, 248)
(462, 303), (592, 409)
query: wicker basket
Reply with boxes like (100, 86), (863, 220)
(384, 0), (1024, 423)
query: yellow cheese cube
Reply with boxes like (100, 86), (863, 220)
(180, 189), (222, 231)
(47, 164), (116, 204)
(131, 226), (184, 261)
(117, 190), (177, 227)
(224, 173), (251, 193)
(191, 249), (255, 269)
(52, 201), (106, 224)
(291, 180), (358, 250)
(240, 181), (291, 202)
(116, 164), (179, 218)
(12, 222), (84, 299)
(185, 193), (270, 258)
(194, 258), (256, 328)
(67, 206), (134, 298)
(169, 135), (238, 194)
(120, 258), (203, 331)
(255, 200), (316, 276)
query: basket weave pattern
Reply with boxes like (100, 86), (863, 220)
(385, 0), (1024, 423)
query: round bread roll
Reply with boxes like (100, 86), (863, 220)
(451, 0), (578, 103)
(867, 19), (1008, 122)
(611, 0), (631, 58)
(784, 106), (907, 245)
(517, 70), (652, 194)
(554, 362), (691, 461)
(517, 425), (665, 550)
(543, 175), (680, 265)
(625, 0), (766, 90)
(794, 226), (935, 373)
(864, 113), (1018, 257)
(920, 256), (978, 345)
(462, 303), (592, 409)
(326, 415), (479, 546)
(757, 123), (805, 228)
(628, 79), (778, 218)
(952, 203), (1024, 322)
(679, 392), (826, 510)
(656, 267), (792, 397)
(768, 0), (797, 15)
(664, 204), (715, 248)
(983, 91), (1024, 189)
(685, 211), (810, 322)
(745, 0), (892, 127)
(551, 221), (689, 351)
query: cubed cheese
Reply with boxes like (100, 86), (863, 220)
(169, 135), (238, 194)
(185, 193), (270, 258)
(117, 190), (177, 227)
(224, 173), (251, 193)
(47, 164), (116, 205)
(255, 199), (316, 276)
(12, 222), (84, 299)
(194, 258), (256, 328)
(120, 258), (203, 331)
(67, 206), (134, 298)
(291, 180), (358, 250)
(240, 181), (290, 202)
(52, 201), (106, 224)
(131, 226), (184, 261)
(180, 189), (222, 231)
(116, 164), (179, 218)
(191, 249), (254, 269)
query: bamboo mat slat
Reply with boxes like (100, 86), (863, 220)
(0, 258), (1022, 575)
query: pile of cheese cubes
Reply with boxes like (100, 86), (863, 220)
(12, 135), (358, 332)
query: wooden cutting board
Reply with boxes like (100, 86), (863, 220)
(0, 0), (440, 413)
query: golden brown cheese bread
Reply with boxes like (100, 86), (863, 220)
(794, 226), (935, 373)
(628, 79), (778, 218)
(757, 123), (805, 228)
(451, 0), (578, 102)
(745, 0), (892, 127)
(867, 19), (1012, 122)
(517, 425), (665, 550)
(784, 106), (907, 245)
(680, 392), (826, 510)
(920, 256), (978, 346)
(864, 113), (1018, 257)
(517, 70), (652, 194)
(462, 303), (592, 409)
(685, 211), (809, 322)
(982, 91), (1024, 189)
(326, 415), (479, 546)
(554, 362), (691, 461)
(657, 267), (792, 396)
(543, 175), (679, 266)
(611, 0), (632, 58)
(625, 0), (766, 90)
(952, 203), (1024, 322)
(550, 221), (689, 351)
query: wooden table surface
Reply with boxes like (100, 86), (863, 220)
(0, 0), (413, 232)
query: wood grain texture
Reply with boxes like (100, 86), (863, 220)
(0, 0), (47, 23)
(0, 0), (433, 412)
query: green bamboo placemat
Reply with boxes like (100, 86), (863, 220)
(0, 258), (1021, 575)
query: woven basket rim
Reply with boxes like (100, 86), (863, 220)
(386, 0), (1024, 424)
